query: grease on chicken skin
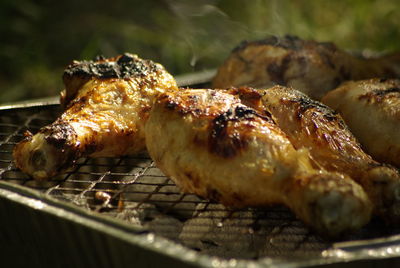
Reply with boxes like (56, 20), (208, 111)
(213, 35), (400, 100)
(145, 89), (372, 237)
(228, 86), (400, 223)
(322, 78), (400, 168)
(13, 53), (178, 180)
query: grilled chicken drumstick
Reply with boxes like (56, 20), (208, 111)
(212, 35), (400, 100)
(13, 51), (399, 235)
(229, 86), (400, 222)
(145, 89), (372, 237)
(13, 53), (178, 180)
(322, 78), (400, 168)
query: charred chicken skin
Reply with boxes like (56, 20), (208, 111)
(228, 86), (400, 223)
(13, 51), (400, 236)
(322, 78), (400, 168)
(145, 89), (372, 237)
(13, 53), (178, 180)
(212, 35), (400, 100)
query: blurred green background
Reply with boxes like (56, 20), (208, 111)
(1, 0), (399, 104)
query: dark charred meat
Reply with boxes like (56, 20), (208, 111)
(13, 53), (178, 180)
(145, 89), (372, 237)
(322, 78), (400, 168)
(212, 35), (400, 100)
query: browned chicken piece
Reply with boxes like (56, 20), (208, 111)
(212, 35), (400, 100)
(229, 86), (400, 222)
(145, 89), (372, 237)
(13, 53), (178, 180)
(322, 78), (400, 168)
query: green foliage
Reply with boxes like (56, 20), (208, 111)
(0, 0), (399, 103)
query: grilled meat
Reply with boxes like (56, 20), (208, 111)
(228, 86), (400, 222)
(13, 53), (178, 180)
(322, 78), (400, 167)
(212, 35), (400, 100)
(145, 89), (372, 237)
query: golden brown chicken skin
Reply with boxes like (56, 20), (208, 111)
(145, 89), (372, 237)
(322, 78), (400, 168)
(13, 53), (178, 180)
(213, 35), (400, 100)
(228, 86), (400, 223)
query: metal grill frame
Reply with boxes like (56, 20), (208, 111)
(1, 73), (400, 267)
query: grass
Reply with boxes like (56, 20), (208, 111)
(0, 0), (399, 103)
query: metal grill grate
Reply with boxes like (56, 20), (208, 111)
(1, 103), (400, 263)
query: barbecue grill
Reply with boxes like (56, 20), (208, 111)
(1, 71), (400, 267)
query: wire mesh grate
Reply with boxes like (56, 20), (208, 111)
(1, 104), (400, 261)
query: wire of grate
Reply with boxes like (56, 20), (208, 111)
(2, 105), (400, 261)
